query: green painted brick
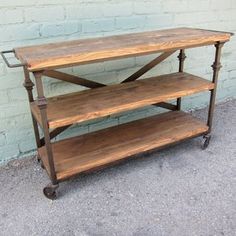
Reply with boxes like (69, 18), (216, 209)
(116, 16), (146, 30)
(103, 3), (133, 17)
(104, 58), (136, 72)
(89, 117), (118, 132)
(0, 132), (6, 147)
(0, 24), (40, 43)
(82, 18), (115, 33)
(0, 90), (8, 105)
(0, 9), (24, 25)
(0, 0), (236, 164)
(66, 4), (103, 20)
(40, 21), (81, 37)
(24, 6), (65, 23)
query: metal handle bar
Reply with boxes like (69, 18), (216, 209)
(0, 50), (26, 68)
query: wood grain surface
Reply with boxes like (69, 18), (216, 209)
(30, 72), (214, 129)
(38, 111), (209, 181)
(14, 27), (232, 71)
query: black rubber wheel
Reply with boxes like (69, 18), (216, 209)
(40, 161), (45, 169)
(36, 154), (41, 163)
(201, 135), (211, 150)
(43, 185), (58, 200)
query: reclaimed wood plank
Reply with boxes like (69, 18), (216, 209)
(14, 27), (232, 71)
(38, 111), (208, 181)
(30, 72), (214, 129)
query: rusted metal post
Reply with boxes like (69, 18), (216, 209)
(34, 71), (58, 186)
(23, 67), (41, 149)
(207, 42), (224, 132)
(177, 49), (186, 110)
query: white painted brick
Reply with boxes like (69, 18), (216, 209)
(36, 0), (75, 5)
(0, 0), (235, 163)
(0, 101), (29, 119)
(6, 128), (33, 145)
(89, 117), (118, 132)
(0, 90), (9, 105)
(103, 2), (133, 17)
(0, 114), (30, 131)
(222, 77), (236, 89)
(82, 19), (115, 33)
(161, 0), (189, 13)
(145, 14), (173, 29)
(24, 6), (65, 22)
(89, 71), (117, 85)
(104, 58), (135, 72)
(135, 54), (160, 66)
(72, 62), (105, 76)
(49, 81), (81, 97)
(174, 11), (218, 26)
(0, 74), (23, 90)
(0, 9), (24, 24)
(0, 62), (6, 76)
(118, 108), (147, 124)
(0, 143), (20, 160)
(188, 0), (211, 12)
(66, 4), (103, 19)
(116, 67), (140, 83)
(18, 138), (36, 153)
(0, 131), (6, 147)
(134, 2), (162, 14)
(229, 70), (236, 79)
(210, 0), (232, 10)
(116, 16), (146, 30)
(40, 21), (81, 37)
(7, 87), (27, 102)
(0, 0), (36, 7)
(56, 125), (89, 141)
(0, 24), (40, 42)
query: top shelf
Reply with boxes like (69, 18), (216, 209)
(14, 27), (232, 71)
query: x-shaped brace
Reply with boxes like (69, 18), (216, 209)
(40, 50), (177, 144)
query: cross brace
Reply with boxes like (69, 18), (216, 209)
(43, 70), (105, 88)
(37, 51), (177, 140)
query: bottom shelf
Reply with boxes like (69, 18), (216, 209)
(39, 111), (208, 181)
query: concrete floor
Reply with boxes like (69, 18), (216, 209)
(0, 100), (236, 236)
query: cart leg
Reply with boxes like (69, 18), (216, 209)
(23, 67), (41, 161)
(34, 71), (59, 200)
(177, 49), (186, 110)
(203, 42), (224, 149)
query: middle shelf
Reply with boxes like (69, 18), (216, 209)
(31, 72), (214, 129)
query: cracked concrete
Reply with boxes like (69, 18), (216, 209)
(0, 100), (235, 236)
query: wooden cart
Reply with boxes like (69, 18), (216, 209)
(1, 27), (233, 199)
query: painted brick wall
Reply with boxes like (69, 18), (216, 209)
(0, 0), (235, 164)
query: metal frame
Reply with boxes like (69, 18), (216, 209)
(207, 42), (224, 132)
(122, 51), (176, 83)
(36, 50), (181, 142)
(1, 41), (225, 199)
(177, 49), (187, 110)
(33, 71), (59, 196)
(43, 70), (106, 88)
(23, 68), (42, 151)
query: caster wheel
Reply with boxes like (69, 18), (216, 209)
(36, 154), (41, 163)
(201, 134), (211, 150)
(40, 161), (45, 169)
(43, 184), (59, 200)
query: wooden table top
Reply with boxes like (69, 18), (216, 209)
(14, 27), (232, 71)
